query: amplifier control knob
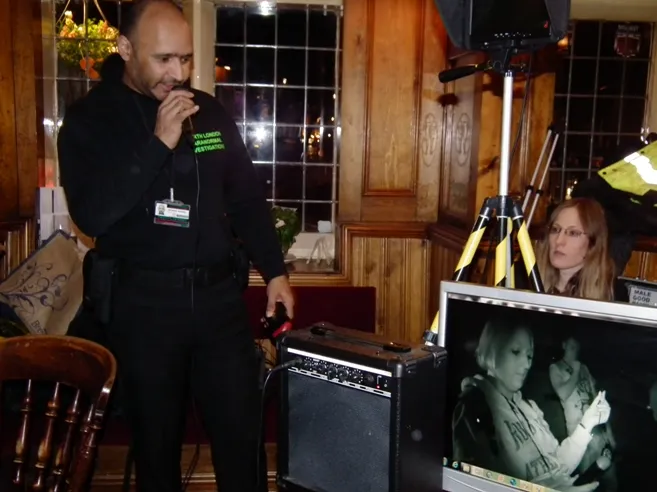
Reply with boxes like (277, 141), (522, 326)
(338, 369), (348, 381)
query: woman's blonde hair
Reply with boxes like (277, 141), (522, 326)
(475, 318), (533, 375)
(536, 197), (615, 301)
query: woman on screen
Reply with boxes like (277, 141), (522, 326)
(452, 318), (610, 491)
(549, 337), (617, 490)
(536, 198), (616, 301)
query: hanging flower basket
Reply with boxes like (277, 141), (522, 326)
(57, 11), (119, 79)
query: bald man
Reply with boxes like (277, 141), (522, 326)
(57, 1), (293, 490)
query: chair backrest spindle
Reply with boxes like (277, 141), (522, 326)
(0, 336), (116, 491)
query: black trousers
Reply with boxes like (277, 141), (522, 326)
(106, 274), (266, 492)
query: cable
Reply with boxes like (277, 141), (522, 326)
(255, 358), (302, 492)
(181, 122), (201, 492)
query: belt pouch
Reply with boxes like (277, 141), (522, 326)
(82, 250), (117, 325)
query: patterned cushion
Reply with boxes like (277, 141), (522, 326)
(0, 231), (83, 335)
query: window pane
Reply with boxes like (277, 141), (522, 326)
(307, 90), (335, 126)
(246, 7), (275, 45)
(276, 165), (304, 200)
(215, 46), (244, 83)
(276, 126), (304, 163)
(57, 80), (87, 121)
(246, 47), (275, 84)
(216, 7), (244, 44)
(594, 98), (620, 134)
(246, 87), (274, 122)
(277, 49), (306, 86)
(306, 130), (335, 164)
(309, 9), (338, 49)
(600, 22), (620, 58)
(215, 86), (244, 122)
(212, 3), (342, 229)
(278, 9), (307, 47)
(555, 58), (572, 95)
(567, 98), (594, 132)
(305, 166), (333, 202)
(624, 61), (649, 96)
(245, 125), (273, 163)
(569, 59), (597, 95)
(563, 135), (592, 169)
(553, 96), (567, 131)
(597, 135), (622, 166)
(276, 89), (305, 125)
(597, 60), (623, 95)
(308, 50), (336, 87)
(254, 164), (274, 199)
(572, 21), (599, 57)
(621, 99), (646, 134)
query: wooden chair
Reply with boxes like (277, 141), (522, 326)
(0, 335), (116, 491)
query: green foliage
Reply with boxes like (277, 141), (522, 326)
(272, 206), (302, 255)
(56, 11), (118, 74)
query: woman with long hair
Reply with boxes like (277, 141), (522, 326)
(535, 197), (616, 301)
(452, 318), (609, 491)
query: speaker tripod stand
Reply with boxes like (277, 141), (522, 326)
(424, 51), (545, 346)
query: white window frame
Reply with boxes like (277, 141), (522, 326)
(184, 0), (343, 259)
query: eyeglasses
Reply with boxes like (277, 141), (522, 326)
(548, 225), (587, 239)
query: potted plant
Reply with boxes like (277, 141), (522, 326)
(57, 11), (119, 79)
(271, 206), (301, 257)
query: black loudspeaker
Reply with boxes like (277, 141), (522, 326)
(277, 324), (447, 492)
(433, 0), (571, 51)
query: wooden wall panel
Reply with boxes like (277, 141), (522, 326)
(0, 0), (41, 222)
(363, 0), (422, 194)
(0, 0), (19, 220)
(13, 0), (41, 217)
(336, 0), (448, 341)
(345, 225), (430, 343)
(339, 0), (447, 223)
(438, 53), (483, 225)
(623, 250), (657, 282)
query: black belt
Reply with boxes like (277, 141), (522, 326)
(118, 262), (233, 288)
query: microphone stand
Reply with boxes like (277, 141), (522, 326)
(424, 49), (545, 346)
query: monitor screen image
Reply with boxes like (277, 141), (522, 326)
(438, 282), (657, 492)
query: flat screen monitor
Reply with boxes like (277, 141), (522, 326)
(438, 281), (657, 492)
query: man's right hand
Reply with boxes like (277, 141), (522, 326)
(154, 90), (199, 149)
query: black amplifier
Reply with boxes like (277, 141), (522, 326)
(277, 323), (447, 492)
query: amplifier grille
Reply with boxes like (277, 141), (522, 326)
(286, 371), (391, 492)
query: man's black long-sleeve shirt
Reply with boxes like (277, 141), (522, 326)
(57, 60), (286, 283)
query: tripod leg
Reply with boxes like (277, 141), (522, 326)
(495, 196), (510, 287)
(508, 220), (516, 288)
(510, 200), (544, 292)
(453, 200), (494, 282)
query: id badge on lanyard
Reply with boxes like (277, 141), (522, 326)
(154, 187), (191, 228)
(154, 168), (191, 231)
